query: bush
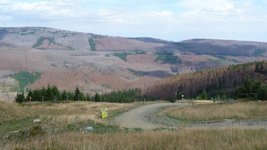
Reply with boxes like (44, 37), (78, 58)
(196, 90), (208, 100)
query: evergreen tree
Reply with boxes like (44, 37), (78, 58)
(15, 92), (25, 103)
(40, 87), (46, 101)
(94, 93), (100, 102)
(74, 86), (83, 101)
(196, 89), (208, 100)
(27, 90), (33, 101)
(61, 90), (67, 101)
(51, 85), (60, 101)
(32, 89), (42, 101)
(257, 85), (267, 100)
(45, 85), (53, 101)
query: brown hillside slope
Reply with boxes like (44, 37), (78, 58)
(1, 27), (267, 96)
(144, 61), (267, 100)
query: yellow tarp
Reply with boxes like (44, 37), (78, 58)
(100, 108), (108, 119)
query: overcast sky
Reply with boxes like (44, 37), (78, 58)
(0, 0), (267, 41)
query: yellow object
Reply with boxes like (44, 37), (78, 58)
(101, 108), (108, 119)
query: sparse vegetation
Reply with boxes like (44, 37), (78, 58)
(20, 31), (35, 35)
(88, 36), (96, 51)
(114, 52), (128, 61)
(33, 37), (55, 48)
(12, 71), (41, 92)
(114, 50), (145, 61)
(252, 49), (266, 56)
(128, 69), (171, 78)
(156, 52), (181, 64)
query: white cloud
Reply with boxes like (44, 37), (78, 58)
(0, 0), (88, 18)
(177, 0), (253, 23)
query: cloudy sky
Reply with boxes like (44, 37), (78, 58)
(0, 0), (267, 41)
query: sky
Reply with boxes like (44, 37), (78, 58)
(0, 0), (267, 41)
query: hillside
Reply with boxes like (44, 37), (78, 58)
(0, 27), (163, 51)
(143, 61), (267, 100)
(0, 27), (267, 99)
(175, 39), (267, 56)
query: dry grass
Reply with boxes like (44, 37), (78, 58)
(0, 101), (135, 124)
(0, 101), (29, 123)
(2, 101), (267, 149)
(0, 101), (136, 139)
(28, 102), (136, 126)
(165, 101), (267, 121)
(6, 129), (267, 150)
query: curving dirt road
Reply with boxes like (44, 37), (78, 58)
(115, 102), (267, 130)
(115, 102), (189, 129)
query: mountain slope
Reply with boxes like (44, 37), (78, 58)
(175, 39), (267, 56)
(0, 27), (267, 97)
(0, 27), (163, 51)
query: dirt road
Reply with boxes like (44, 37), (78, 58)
(115, 102), (267, 130)
(115, 102), (189, 129)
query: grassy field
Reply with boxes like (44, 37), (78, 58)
(5, 129), (267, 150)
(164, 101), (267, 121)
(1, 101), (267, 150)
(0, 101), (136, 144)
(0, 101), (135, 124)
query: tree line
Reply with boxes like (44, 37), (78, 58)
(15, 85), (142, 103)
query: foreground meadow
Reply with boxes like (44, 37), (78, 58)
(1, 101), (267, 150)
(6, 129), (267, 150)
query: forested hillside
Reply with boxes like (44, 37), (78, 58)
(143, 61), (267, 101)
